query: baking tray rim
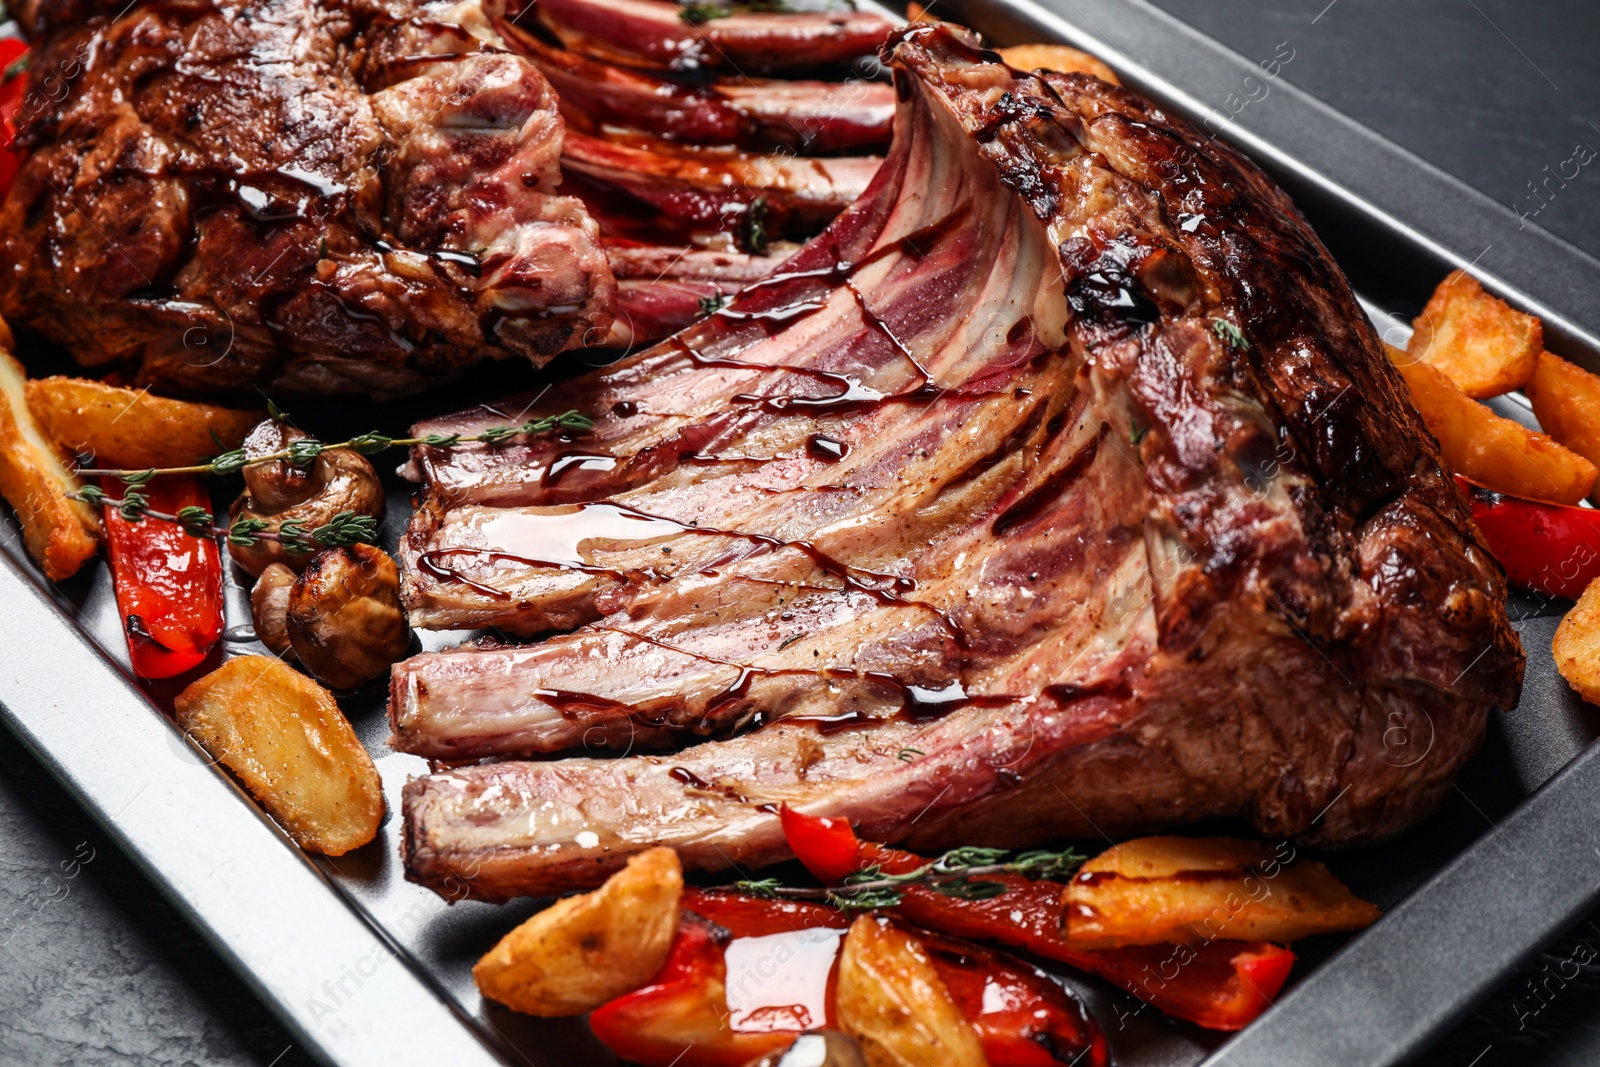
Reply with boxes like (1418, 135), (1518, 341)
(1, 2), (1597, 1065)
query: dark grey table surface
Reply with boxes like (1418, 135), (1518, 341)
(3, 1), (1600, 1064)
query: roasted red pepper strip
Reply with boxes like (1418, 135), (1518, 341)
(1457, 475), (1600, 599)
(919, 927), (1110, 1067)
(780, 804), (865, 884)
(0, 40), (28, 198)
(588, 913), (796, 1067)
(779, 806), (1295, 1031)
(682, 888), (846, 936)
(598, 891), (1108, 1067)
(100, 475), (225, 679)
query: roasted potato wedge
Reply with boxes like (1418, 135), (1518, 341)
(1062, 837), (1380, 949)
(1525, 352), (1600, 495)
(0, 340), (101, 581)
(1388, 344), (1597, 504)
(174, 656), (383, 856)
(474, 846), (683, 1017)
(998, 43), (1120, 84)
(26, 376), (261, 469)
(836, 916), (988, 1067)
(1553, 575), (1600, 706)
(1408, 270), (1542, 398)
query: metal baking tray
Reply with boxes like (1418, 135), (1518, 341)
(4, 1), (1600, 1065)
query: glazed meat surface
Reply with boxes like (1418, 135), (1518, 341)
(397, 25), (1523, 900)
(0, 0), (615, 395)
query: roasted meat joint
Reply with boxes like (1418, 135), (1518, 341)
(0, 0), (616, 395)
(395, 25), (1524, 902)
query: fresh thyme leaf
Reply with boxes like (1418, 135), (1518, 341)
(934, 878), (1008, 900)
(266, 399), (289, 422)
(1, 52), (26, 83)
(76, 484), (108, 506)
(421, 433), (463, 447)
(285, 438), (326, 468)
(345, 431), (393, 455)
(743, 196), (769, 255)
(228, 516), (271, 547)
(777, 633), (804, 651)
(896, 747), (924, 762)
(276, 518), (313, 553)
(699, 293), (730, 316)
(209, 449), (249, 476)
(120, 469), (156, 488)
(827, 887), (903, 911)
(678, 0), (730, 22)
(842, 864), (883, 886)
(1211, 318), (1249, 352)
(307, 511), (379, 549)
(934, 846), (1008, 872)
(478, 425), (518, 445)
(117, 490), (150, 522)
(735, 878), (782, 898)
(1129, 422), (1148, 445)
(1009, 847), (1086, 881)
(174, 505), (214, 538)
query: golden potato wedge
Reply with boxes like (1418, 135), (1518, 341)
(1553, 575), (1600, 706)
(998, 43), (1120, 84)
(174, 656), (382, 856)
(1408, 270), (1542, 398)
(836, 916), (988, 1067)
(26, 376), (262, 470)
(1525, 352), (1600, 492)
(1387, 343), (1597, 504)
(0, 343), (101, 581)
(474, 847), (683, 1017)
(1062, 837), (1380, 949)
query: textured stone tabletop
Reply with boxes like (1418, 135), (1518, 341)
(3, 1), (1599, 1065)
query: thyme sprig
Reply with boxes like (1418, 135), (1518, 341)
(71, 487), (378, 552)
(734, 845), (1084, 912)
(1210, 318), (1250, 353)
(72, 410), (596, 481)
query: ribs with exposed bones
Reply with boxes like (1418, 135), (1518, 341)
(501, 19), (895, 153)
(523, 0), (896, 76)
(0, 0), (614, 394)
(490, 6), (891, 349)
(396, 24), (1523, 901)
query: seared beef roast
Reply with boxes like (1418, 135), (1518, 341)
(396, 25), (1522, 900)
(0, 0), (614, 394)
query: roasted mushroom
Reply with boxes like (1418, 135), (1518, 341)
(249, 563), (297, 658)
(228, 419), (385, 577)
(286, 543), (411, 689)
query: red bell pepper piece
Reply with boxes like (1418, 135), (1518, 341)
(919, 928), (1110, 1067)
(597, 891), (1109, 1067)
(681, 887), (847, 936)
(99, 475), (225, 679)
(0, 40), (28, 198)
(780, 804), (866, 884)
(1457, 475), (1600, 599)
(778, 806), (1295, 1031)
(588, 913), (797, 1067)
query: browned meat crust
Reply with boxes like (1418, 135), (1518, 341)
(0, 0), (615, 395)
(391, 25), (1522, 899)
